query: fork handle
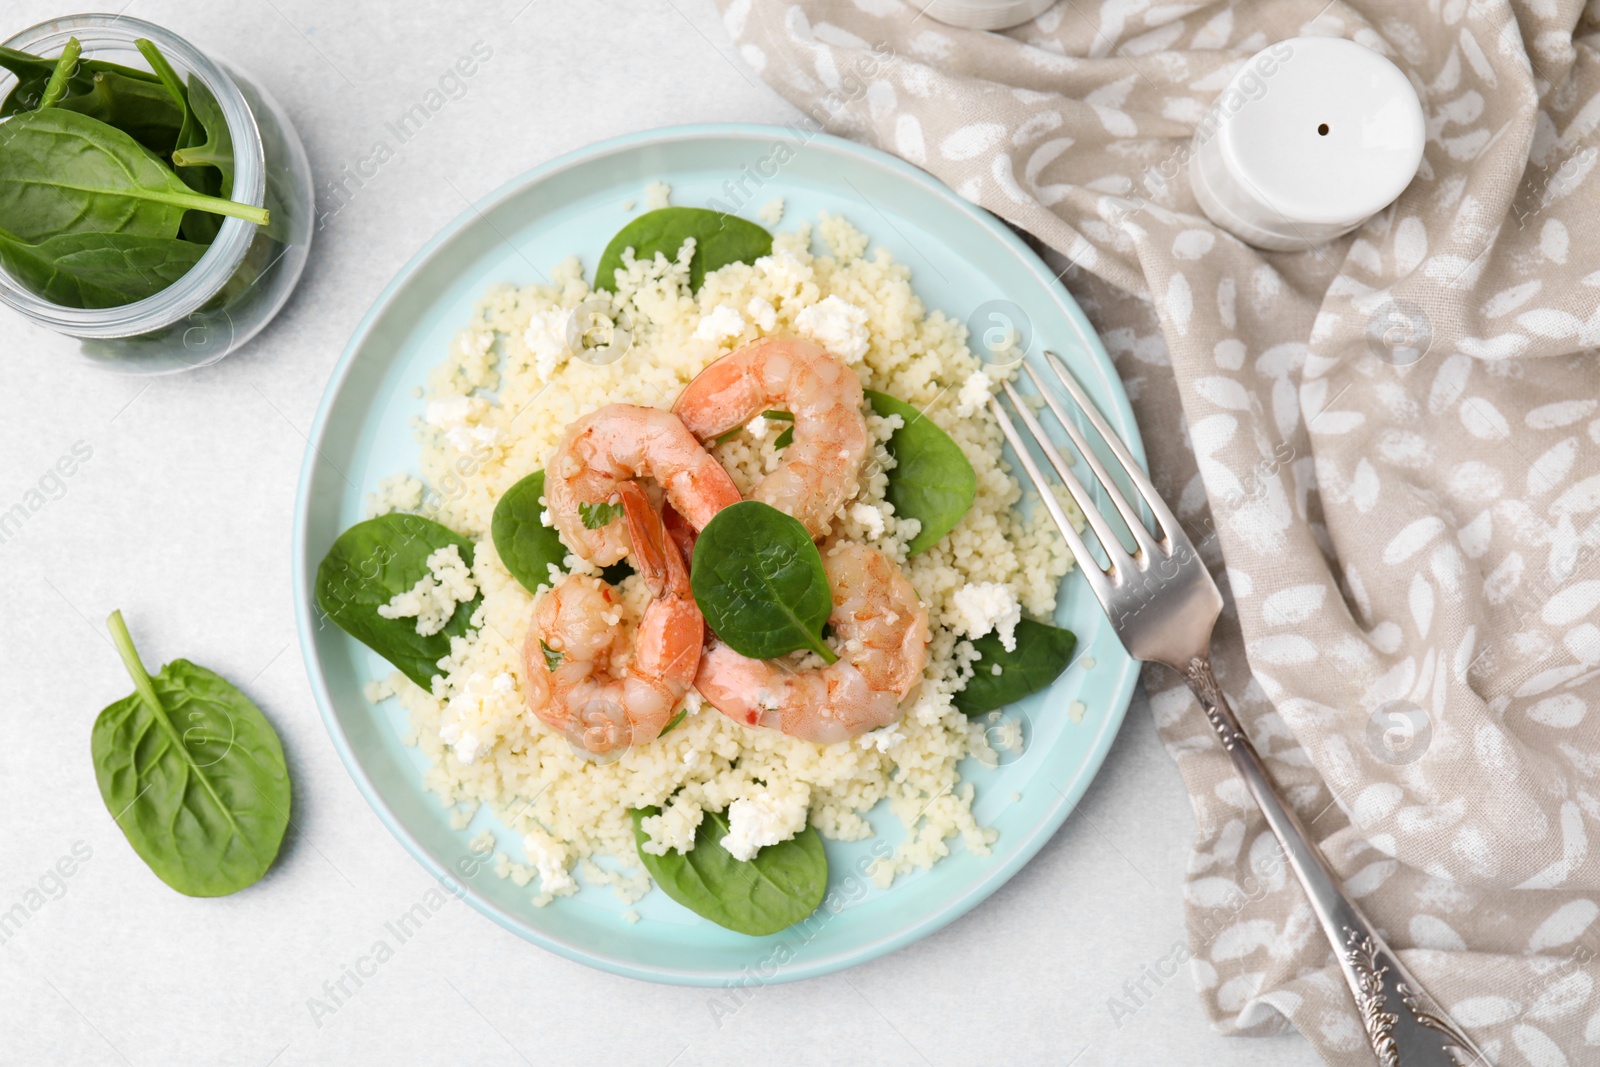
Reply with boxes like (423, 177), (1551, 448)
(1181, 656), (1486, 1067)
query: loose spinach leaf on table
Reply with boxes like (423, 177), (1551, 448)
(631, 806), (828, 936)
(0, 227), (205, 308)
(315, 514), (480, 689)
(0, 108), (268, 243)
(93, 610), (291, 897)
(690, 500), (837, 663)
(953, 618), (1077, 715)
(594, 207), (771, 293)
(864, 389), (977, 556)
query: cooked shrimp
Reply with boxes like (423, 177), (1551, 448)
(525, 482), (702, 754)
(694, 542), (929, 745)
(545, 403), (741, 566)
(673, 337), (870, 538)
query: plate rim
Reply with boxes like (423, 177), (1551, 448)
(291, 121), (1145, 986)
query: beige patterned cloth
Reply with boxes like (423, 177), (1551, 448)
(716, 1), (1600, 1063)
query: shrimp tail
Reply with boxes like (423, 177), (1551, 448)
(661, 501), (698, 575)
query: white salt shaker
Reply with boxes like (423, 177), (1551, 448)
(921, 0), (1057, 31)
(1188, 36), (1425, 251)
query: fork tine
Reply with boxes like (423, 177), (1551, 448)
(1019, 359), (1163, 558)
(987, 394), (1118, 607)
(996, 379), (1138, 580)
(1041, 350), (1187, 550)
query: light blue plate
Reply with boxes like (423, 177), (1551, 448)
(292, 124), (1146, 986)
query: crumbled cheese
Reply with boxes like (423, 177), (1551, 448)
(951, 581), (1022, 652)
(758, 198), (785, 227)
(524, 308), (571, 380)
(693, 304), (745, 342)
(437, 670), (518, 764)
(643, 180), (671, 210)
(795, 295), (870, 362)
(746, 414), (771, 440)
(524, 829), (576, 895)
(857, 722), (904, 752)
(720, 791), (808, 861)
(746, 296), (777, 332)
(954, 369), (995, 418)
(991, 663), (1003, 676)
(377, 544), (479, 636)
(849, 501), (886, 539)
(458, 330), (494, 358)
(425, 395), (499, 452)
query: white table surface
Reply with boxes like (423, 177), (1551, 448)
(0, 2), (1324, 1064)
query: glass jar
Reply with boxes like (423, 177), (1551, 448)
(0, 14), (313, 374)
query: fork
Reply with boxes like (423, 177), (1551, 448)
(989, 350), (1487, 1067)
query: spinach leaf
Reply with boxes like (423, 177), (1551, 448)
(865, 389), (977, 556)
(35, 37), (81, 110)
(315, 514), (480, 689)
(56, 70), (185, 156)
(491, 469), (633, 593)
(0, 226), (206, 308)
(0, 45), (159, 116)
(93, 611), (291, 897)
(579, 500), (624, 529)
(631, 806), (828, 936)
(135, 38), (197, 159)
(171, 76), (233, 188)
(171, 76), (231, 244)
(491, 470), (568, 594)
(953, 618), (1077, 715)
(690, 500), (837, 663)
(0, 108), (268, 243)
(595, 207), (771, 292)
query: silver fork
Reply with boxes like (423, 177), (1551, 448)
(990, 350), (1486, 1067)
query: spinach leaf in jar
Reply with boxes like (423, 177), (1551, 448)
(690, 500), (837, 663)
(0, 227), (206, 308)
(93, 610), (291, 897)
(315, 513), (480, 689)
(0, 108), (268, 243)
(631, 806), (828, 936)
